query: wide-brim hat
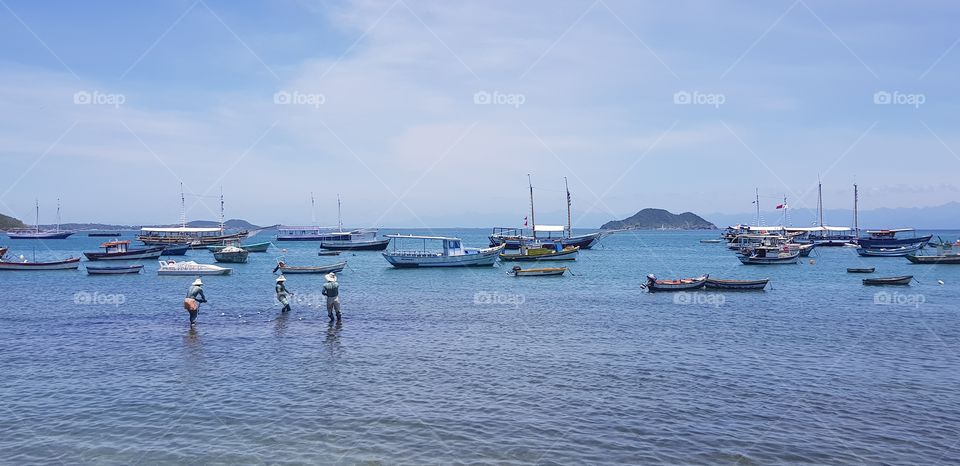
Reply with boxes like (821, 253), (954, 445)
(192, 278), (203, 286)
(276, 275), (286, 282)
(324, 272), (337, 282)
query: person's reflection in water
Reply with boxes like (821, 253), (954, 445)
(273, 309), (290, 337)
(183, 326), (203, 360)
(324, 319), (342, 350)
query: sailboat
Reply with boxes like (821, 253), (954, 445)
(318, 195), (389, 251)
(138, 185), (247, 247)
(805, 179), (855, 246)
(489, 177), (605, 249)
(6, 199), (74, 239)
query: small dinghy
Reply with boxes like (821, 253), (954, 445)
(863, 275), (913, 286)
(508, 265), (567, 277)
(87, 264), (144, 275)
(318, 251), (342, 256)
(847, 267), (875, 273)
(213, 245), (249, 263)
(644, 274), (707, 292)
(273, 260), (347, 274)
(704, 278), (768, 290)
(699, 239), (723, 244)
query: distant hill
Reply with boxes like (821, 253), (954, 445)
(0, 213), (26, 230)
(601, 208), (717, 230)
(185, 219), (261, 230)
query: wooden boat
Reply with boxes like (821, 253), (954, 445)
(157, 260), (231, 276)
(738, 249), (800, 265)
(87, 232), (121, 237)
(863, 275), (913, 286)
(318, 251), (342, 256)
(857, 229), (931, 249)
(0, 247), (6, 259)
(507, 265), (567, 277)
(273, 260), (346, 274)
(856, 243), (923, 257)
(699, 239), (723, 244)
(704, 278), (768, 290)
(0, 257), (81, 271)
(847, 267), (875, 273)
(906, 254), (960, 264)
(213, 245), (249, 263)
(382, 235), (503, 268)
(84, 241), (165, 261)
(499, 244), (580, 262)
(206, 241), (271, 253)
(644, 274), (707, 292)
(86, 264), (144, 275)
(161, 244), (190, 256)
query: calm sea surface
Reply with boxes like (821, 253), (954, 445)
(1, 229), (959, 464)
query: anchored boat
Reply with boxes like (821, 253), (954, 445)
(84, 241), (164, 261)
(213, 245), (249, 263)
(508, 265), (567, 277)
(157, 260), (231, 276)
(6, 199), (73, 239)
(704, 278), (769, 290)
(499, 242), (580, 262)
(847, 267), (875, 273)
(207, 241), (271, 253)
(86, 264), (144, 275)
(856, 243), (923, 257)
(644, 274), (708, 292)
(863, 275), (913, 286)
(857, 229), (931, 249)
(161, 244), (190, 256)
(273, 260), (347, 274)
(0, 257), (81, 271)
(906, 254), (960, 264)
(382, 235), (503, 267)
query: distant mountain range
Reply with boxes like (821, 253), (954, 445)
(27, 219), (264, 231)
(601, 209), (717, 230)
(704, 202), (960, 230)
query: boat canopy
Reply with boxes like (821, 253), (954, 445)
(786, 226), (852, 232)
(141, 227), (222, 233)
(865, 228), (914, 234)
(746, 226), (786, 232)
(385, 234), (461, 241)
(534, 225), (565, 232)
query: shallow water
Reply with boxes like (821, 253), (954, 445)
(1, 229), (958, 464)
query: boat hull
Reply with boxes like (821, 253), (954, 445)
(0, 257), (81, 270)
(704, 278), (768, 290)
(499, 247), (579, 262)
(858, 235), (932, 249)
(207, 241), (271, 253)
(87, 265), (144, 275)
(213, 251), (249, 263)
(319, 239), (390, 251)
(161, 244), (190, 256)
(278, 261), (347, 274)
(738, 253), (800, 265)
(646, 276), (708, 292)
(139, 232), (247, 247)
(157, 261), (231, 276)
(383, 247), (502, 268)
(6, 231), (74, 239)
(489, 232), (602, 249)
(510, 267), (567, 277)
(847, 268), (875, 273)
(863, 276), (912, 286)
(84, 246), (165, 261)
(857, 244), (923, 257)
(906, 254), (960, 264)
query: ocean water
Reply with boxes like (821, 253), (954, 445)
(1, 229), (959, 464)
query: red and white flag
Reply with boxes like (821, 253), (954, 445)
(775, 204), (787, 209)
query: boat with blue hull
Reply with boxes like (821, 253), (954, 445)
(6, 200), (73, 239)
(83, 241), (165, 261)
(857, 243), (924, 257)
(857, 229), (931, 249)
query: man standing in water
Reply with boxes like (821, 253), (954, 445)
(275, 275), (292, 313)
(322, 272), (341, 321)
(183, 278), (207, 326)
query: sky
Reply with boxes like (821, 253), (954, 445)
(1, 0), (959, 228)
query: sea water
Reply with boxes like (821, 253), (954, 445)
(1, 229), (958, 464)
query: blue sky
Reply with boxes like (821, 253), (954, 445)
(1, 0), (958, 227)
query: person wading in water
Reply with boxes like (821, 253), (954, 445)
(183, 278), (207, 326)
(322, 272), (341, 321)
(275, 275), (292, 313)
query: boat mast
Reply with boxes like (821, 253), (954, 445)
(56, 198), (61, 233)
(35, 199), (39, 234)
(817, 177), (824, 227)
(564, 177), (572, 238)
(755, 188), (760, 227)
(853, 183), (859, 239)
(337, 194), (343, 232)
(782, 195), (788, 226)
(179, 182), (186, 229)
(528, 174), (537, 239)
(219, 186), (225, 232)
(310, 192), (316, 227)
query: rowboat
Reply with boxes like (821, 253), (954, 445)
(382, 235), (503, 268)
(213, 246), (249, 263)
(499, 244), (580, 262)
(906, 254), (960, 264)
(738, 250), (800, 265)
(507, 266), (567, 277)
(86, 264), (144, 275)
(644, 274), (707, 292)
(83, 241), (165, 261)
(87, 232), (121, 237)
(273, 260), (346, 274)
(856, 243), (923, 257)
(157, 260), (231, 276)
(161, 244), (190, 256)
(704, 278), (768, 290)
(0, 257), (81, 271)
(318, 251), (342, 256)
(847, 267), (875, 273)
(206, 241), (271, 253)
(699, 239), (723, 244)
(863, 275), (913, 286)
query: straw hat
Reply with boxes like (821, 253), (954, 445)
(276, 275), (286, 282)
(192, 278), (203, 286)
(324, 272), (337, 282)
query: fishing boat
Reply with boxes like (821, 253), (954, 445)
(139, 186), (247, 247)
(738, 249), (800, 265)
(906, 254), (960, 264)
(499, 242), (580, 262)
(863, 276), (913, 286)
(856, 243), (923, 257)
(319, 230), (390, 251)
(704, 278), (769, 290)
(161, 244), (190, 256)
(212, 245), (249, 263)
(700, 239), (723, 244)
(87, 231), (121, 237)
(0, 257), (81, 271)
(83, 241), (165, 261)
(86, 264), (144, 275)
(847, 267), (875, 273)
(507, 265), (567, 277)
(857, 229), (931, 249)
(206, 241), (271, 253)
(157, 260), (231, 276)
(273, 260), (347, 274)
(318, 251), (342, 256)
(802, 180), (856, 246)
(382, 235), (503, 268)
(6, 199), (74, 239)
(643, 274), (708, 292)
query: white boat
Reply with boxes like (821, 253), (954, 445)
(382, 235), (504, 267)
(157, 260), (232, 276)
(0, 257), (81, 271)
